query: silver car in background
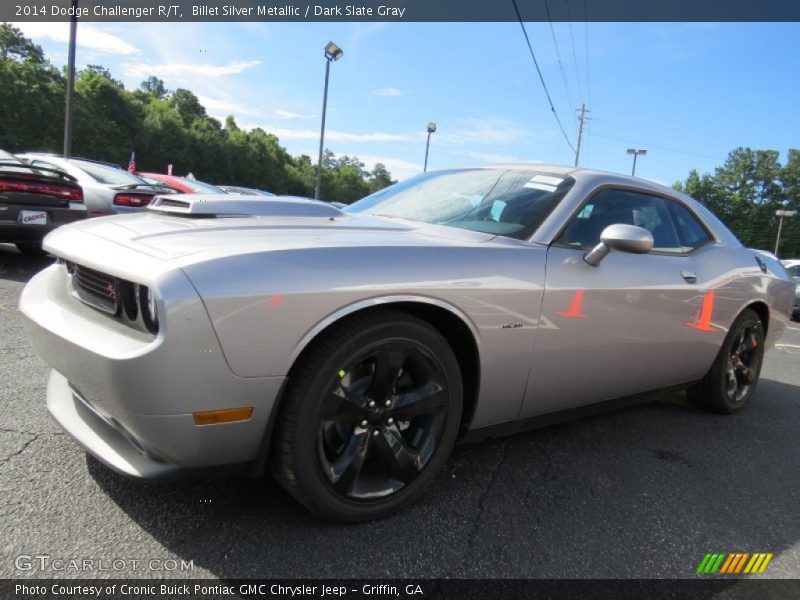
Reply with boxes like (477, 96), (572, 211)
(19, 166), (795, 521)
(16, 153), (171, 216)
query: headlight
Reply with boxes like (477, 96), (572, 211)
(138, 284), (159, 334)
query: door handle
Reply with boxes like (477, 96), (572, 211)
(681, 271), (697, 283)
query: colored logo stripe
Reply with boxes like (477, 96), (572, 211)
(698, 553), (774, 575)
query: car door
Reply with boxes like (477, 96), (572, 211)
(519, 187), (713, 418)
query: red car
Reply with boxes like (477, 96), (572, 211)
(136, 172), (223, 194)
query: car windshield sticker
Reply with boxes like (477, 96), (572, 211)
(523, 174), (564, 192)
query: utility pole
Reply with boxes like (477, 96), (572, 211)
(574, 103), (589, 167)
(62, 0), (78, 157)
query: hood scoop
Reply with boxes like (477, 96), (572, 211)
(148, 194), (343, 218)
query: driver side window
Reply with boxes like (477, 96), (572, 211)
(558, 189), (685, 254)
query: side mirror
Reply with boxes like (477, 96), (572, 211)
(583, 224), (654, 267)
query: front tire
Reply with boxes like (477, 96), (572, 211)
(687, 308), (765, 414)
(271, 309), (463, 522)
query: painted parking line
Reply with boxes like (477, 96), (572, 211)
(775, 344), (800, 349)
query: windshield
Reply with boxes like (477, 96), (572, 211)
(345, 169), (575, 240)
(182, 179), (223, 193)
(68, 158), (148, 185)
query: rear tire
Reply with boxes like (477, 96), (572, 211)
(270, 309), (463, 522)
(687, 308), (765, 414)
(15, 242), (46, 256)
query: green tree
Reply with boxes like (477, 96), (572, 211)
(170, 88), (206, 126)
(368, 163), (395, 194)
(139, 76), (168, 99)
(677, 147), (800, 256)
(0, 24), (64, 151)
(0, 26), (395, 202)
(0, 23), (45, 63)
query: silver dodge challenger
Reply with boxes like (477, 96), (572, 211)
(20, 166), (795, 521)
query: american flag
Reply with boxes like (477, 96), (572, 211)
(127, 152), (136, 174)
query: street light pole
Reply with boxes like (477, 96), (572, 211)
(62, 0), (78, 157)
(774, 209), (797, 256)
(423, 122), (436, 172)
(314, 41), (343, 200)
(626, 148), (647, 176)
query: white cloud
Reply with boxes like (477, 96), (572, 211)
(273, 109), (315, 120)
(468, 152), (531, 164)
(123, 60), (261, 79)
(438, 117), (546, 147)
(14, 22), (139, 55)
(242, 124), (413, 143)
(197, 96), (264, 117)
(356, 155), (422, 181)
(374, 87), (405, 97)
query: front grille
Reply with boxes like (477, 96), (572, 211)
(69, 262), (119, 315)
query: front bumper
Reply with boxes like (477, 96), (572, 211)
(20, 263), (285, 478)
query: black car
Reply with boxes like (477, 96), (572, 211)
(0, 150), (87, 254)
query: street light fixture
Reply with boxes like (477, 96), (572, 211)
(626, 148), (647, 176)
(423, 122), (436, 172)
(314, 41), (344, 200)
(774, 209), (797, 256)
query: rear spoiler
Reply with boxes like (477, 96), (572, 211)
(0, 160), (79, 184)
(147, 194), (344, 218)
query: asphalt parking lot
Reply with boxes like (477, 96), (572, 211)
(1, 243), (799, 580)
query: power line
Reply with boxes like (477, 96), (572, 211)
(564, 0), (584, 105)
(511, 0), (576, 153)
(584, 0), (592, 111)
(589, 131), (725, 161)
(544, 0), (576, 111)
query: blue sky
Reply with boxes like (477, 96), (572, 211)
(12, 21), (800, 184)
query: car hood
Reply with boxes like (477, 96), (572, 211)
(43, 202), (497, 268)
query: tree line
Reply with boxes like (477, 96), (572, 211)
(2, 24), (799, 255)
(0, 23), (395, 203)
(674, 148), (800, 258)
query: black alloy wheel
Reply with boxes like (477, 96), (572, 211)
(688, 308), (765, 414)
(724, 321), (762, 406)
(271, 309), (463, 522)
(319, 341), (449, 500)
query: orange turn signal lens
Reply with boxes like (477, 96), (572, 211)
(192, 407), (254, 426)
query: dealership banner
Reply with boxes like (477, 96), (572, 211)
(5, 0), (800, 22)
(4, 579), (800, 600)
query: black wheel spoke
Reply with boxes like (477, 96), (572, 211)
(325, 377), (369, 421)
(734, 362), (755, 383)
(328, 429), (369, 494)
(318, 339), (451, 501)
(323, 392), (366, 422)
(373, 426), (422, 482)
(391, 381), (447, 419)
(726, 323), (762, 403)
(366, 348), (406, 401)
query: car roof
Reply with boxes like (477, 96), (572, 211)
(138, 172), (183, 181)
(447, 164), (687, 200)
(18, 153), (122, 169)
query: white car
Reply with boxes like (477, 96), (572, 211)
(781, 259), (800, 318)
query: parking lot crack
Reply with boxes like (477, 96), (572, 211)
(1, 432), (38, 464)
(457, 438), (512, 570)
